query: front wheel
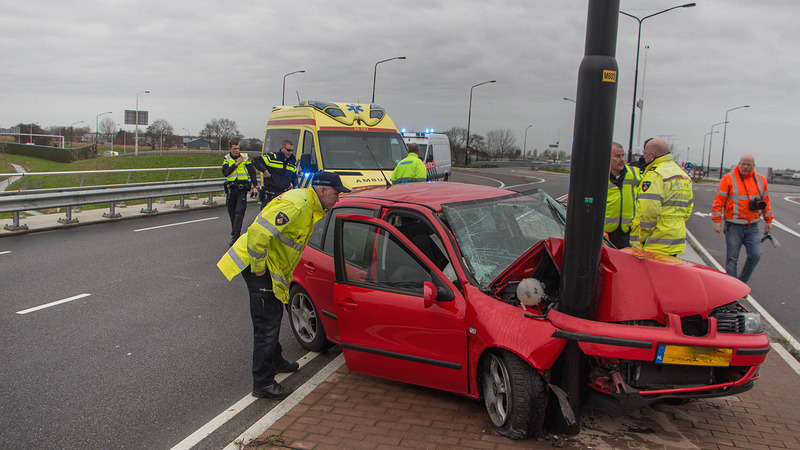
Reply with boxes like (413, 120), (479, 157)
(481, 350), (547, 440)
(288, 285), (331, 352)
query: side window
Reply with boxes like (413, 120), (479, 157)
(302, 130), (316, 166)
(342, 222), (431, 296)
(263, 129), (301, 155)
(309, 207), (377, 253)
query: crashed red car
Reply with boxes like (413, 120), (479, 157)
(287, 182), (769, 439)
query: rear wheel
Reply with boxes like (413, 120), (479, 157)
(288, 285), (330, 352)
(481, 351), (546, 440)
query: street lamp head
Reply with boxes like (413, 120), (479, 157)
(682, 3), (697, 7)
(398, 57), (407, 60)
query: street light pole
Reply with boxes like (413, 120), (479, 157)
(135, 90), (150, 156)
(706, 121), (726, 177)
(372, 57), (406, 103)
(69, 121), (83, 146)
(620, 3), (696, 163)
(635, 45), (650, 153)
(29, 122), (39, 144)
(523, 124), (532, 159)
(562, 97), (576, 103)
(701, 130), (718, 176)
(719, 104), (750, 178)
(465, 80), (496, 165)
(282, 70), (305, 106)
(95, 111), (112, 147)
(181, 127), (191, 149)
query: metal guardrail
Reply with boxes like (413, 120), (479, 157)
(0, 166), (219, 188)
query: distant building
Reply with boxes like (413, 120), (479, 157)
(186, 138), (212, 149)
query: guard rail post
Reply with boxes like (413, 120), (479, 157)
(4, 212), (28, 231)
(174, 195), (189, 210)
(58, 207), (79, 224)
(104, 202), (122, 219)
(203, 192), (217, 206)
(140, 198), (158, 214)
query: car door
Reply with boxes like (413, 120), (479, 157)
(332, 214), (468, 394)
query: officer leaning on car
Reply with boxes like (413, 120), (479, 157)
(217, 171), (350, 400)
(222, 139), (259, 246)
(712, 154), (774, 283)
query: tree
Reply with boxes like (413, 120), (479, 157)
(99, 117), (117, 145)
(15, 122), (48, 145)
(200, 118), (242, 150)
(486, 129), (517, 159)
(442, 127), (467, 164)
(146, 118), (174, 150)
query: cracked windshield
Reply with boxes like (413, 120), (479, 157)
(442, 190), (566, 288)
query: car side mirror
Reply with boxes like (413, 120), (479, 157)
(423, 281), (438, 308)
(299, 154), (317, 173)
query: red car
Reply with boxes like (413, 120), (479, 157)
(287, 182), (769, 439)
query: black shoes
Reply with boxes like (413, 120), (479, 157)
(229, 235), (237, 246)
(252, 381), (292, 399)
(276, 360), (300, 373)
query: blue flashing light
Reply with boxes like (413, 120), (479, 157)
(401, 128), (406, 133)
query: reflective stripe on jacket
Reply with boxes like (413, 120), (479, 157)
(711, 165), (772, 225)
(630, 153), (693, 255)
(605, 164), (640, 233)
(391, 153), (427, 184)
(222, 153), (252, 182)
(262, 151), (298, 192)
(216, 186), (325, 302)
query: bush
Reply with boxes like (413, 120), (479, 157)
(3, 142), (97, 163)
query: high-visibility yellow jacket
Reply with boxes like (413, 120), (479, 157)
(217, 186), (325, 302)
(605, 164), (640, 233)
(712, 165), (773, 225)
(630, 153), (693, 255)
(222, 152), (254, 183)
(391, 153), (427, 184)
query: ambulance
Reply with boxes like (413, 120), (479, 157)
(401, 131), (452, 181)
(261, 100), (407, 190)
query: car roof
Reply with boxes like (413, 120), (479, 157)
(343, 182), (511, 212)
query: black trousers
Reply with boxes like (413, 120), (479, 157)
(241, 268), (286, 389)
(607, 227), (631, 249)
(226, 186), (249, 238)
(259, 187), (283, 210)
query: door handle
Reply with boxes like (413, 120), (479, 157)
(335, 297), (358, 310)
(303, 262), (316, 273)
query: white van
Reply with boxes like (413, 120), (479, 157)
(401, 132), (452, 181)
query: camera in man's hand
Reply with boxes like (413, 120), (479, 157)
(749, 196), (767, 211)
(761, 232), (781, 248)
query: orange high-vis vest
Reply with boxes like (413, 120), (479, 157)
(712, 166), (773, 225)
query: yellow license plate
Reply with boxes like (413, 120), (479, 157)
(656, 344), (733, 367)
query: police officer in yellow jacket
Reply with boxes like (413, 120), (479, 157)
(217, 171), (349, 399)
(222, 139), (259, 245)
(391, 143), (427, 184)
(605, 142), (640, 248)
(630, 138), (693, 256)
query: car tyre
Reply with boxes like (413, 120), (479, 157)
(481, 350), (546, 440)
(288, 285), (331, 352)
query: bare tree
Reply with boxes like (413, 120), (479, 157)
(99, 117), (117, 145)
(200, 118), (242, 150)
(486, 129), (517, 159)
(146, 119), (174, 150)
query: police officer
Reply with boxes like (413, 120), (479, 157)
(258, 140), (298, 209)
(222, 139), (259, 246)
(391, 143), (427, 184)
(217, 171), (350, 399)
(605, 142), (640, 249)
(630, 138), (693, 256)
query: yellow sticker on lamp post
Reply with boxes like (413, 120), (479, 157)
(602, 70), (617, 82)
(656, 344), (733, 366)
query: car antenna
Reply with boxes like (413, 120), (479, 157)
(296, 90), (301, 104)
(364, 143), (392, 187)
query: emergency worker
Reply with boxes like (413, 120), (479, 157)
(630, 138), (693, 256)
(712, 154), (773, 283)
(605, 142), (640, 248)
(258, 140), (298, 209)
(222, 139), (259, 245)
(391, 143), (427, 184)
(217, 171), (350, 399)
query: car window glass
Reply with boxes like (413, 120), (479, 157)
(316, 207), (377, 253)
(302, 130), (316, 166)
(386, 213), (456, 284)
(342, 222), (431, 296)
(264, 129), (301, 155)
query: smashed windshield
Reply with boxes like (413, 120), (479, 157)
(318, 130), (406, 170)
(442, 189), (566, 288)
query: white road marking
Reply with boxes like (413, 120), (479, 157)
(693, 212), (712, 217)
(772, 219), (800, 240)
(455, 171), (505, 188)
(785, 196), (800, 206)
(0, 251), (10, 255)
(170, 351), (323, 450)
(16, 293), (91, 315)
(223, 354), (346, 450)
(133, 217), (218, 232)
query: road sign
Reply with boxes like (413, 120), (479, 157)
(124, 110), (148, 126)
(684, 162), (693, 170)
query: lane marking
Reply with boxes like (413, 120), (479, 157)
(133, 217), (218, 232)
(454, 171), (505, 188)
(772, 219), (800, 240)
(16, 293), (91, 315)
(171, 351), (322, 450)
(785, 196), (800, 206)
(0, 251), (10, 255)
(223, 354), (346, 450)
(686, 229), (800, 355)
(771, 343), (800, 377)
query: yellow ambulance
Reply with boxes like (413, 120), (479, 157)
(261, 100), (408, 190)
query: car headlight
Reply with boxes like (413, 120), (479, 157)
(743, 313), (763, 334)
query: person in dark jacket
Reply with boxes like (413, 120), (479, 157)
(222, 139), (259, 245)
(257, 140), (298, 209)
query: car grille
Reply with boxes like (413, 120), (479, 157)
(714, 312), (747, 333)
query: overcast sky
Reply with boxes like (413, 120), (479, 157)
(2, 1), (798, 170)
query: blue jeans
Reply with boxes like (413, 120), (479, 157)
(724, 222), (762, 283)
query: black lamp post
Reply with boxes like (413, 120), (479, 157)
(465, 80), (496, 165)
(719, 105), (750, 178)
(372, 57), (405, 104)
(620, 3), (696, 163)
(523, 124), (532, 159)
(706, 121), (726, 177)
(282, 70), (305, 106)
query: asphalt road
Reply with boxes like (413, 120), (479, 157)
(0, 166), (796, 449)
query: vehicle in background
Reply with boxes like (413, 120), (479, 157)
(262, 101), (407, 191)
(401, 131), (452, 181)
